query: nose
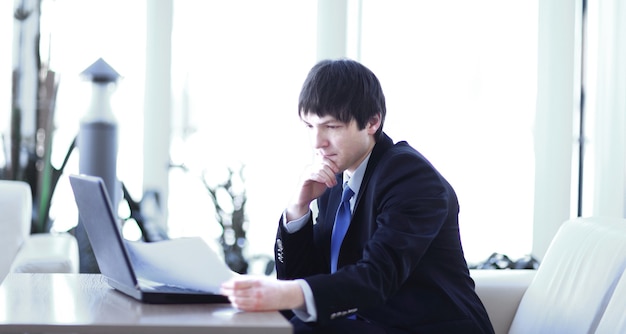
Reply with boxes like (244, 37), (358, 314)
(312, 128), (328, 149)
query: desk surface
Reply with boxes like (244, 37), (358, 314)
(0, 273), (292, 334)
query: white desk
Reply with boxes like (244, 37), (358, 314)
(0, 273), (292, 334)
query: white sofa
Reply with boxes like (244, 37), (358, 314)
(0, 180), (79, 282)
(471, 217), (626, 334)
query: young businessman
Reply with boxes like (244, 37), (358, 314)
(221, 59), (494, 334)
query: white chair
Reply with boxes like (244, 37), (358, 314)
(0, 180), (79, 281)
(594, 269), (626, 334)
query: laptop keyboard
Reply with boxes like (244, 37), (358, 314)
(138, 278), (206, 293)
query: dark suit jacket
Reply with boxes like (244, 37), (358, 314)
(275, 133), (494, 333)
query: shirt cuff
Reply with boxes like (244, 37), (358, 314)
(292, 279), (317, 322)
(282, 210), (311, 234)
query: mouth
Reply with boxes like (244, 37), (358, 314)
(319, 152), (336, 159)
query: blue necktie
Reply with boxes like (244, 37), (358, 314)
(330, 184), (354, 273)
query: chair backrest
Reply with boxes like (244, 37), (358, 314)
(0, 180), (32, 281)
(595, 269), (626, 333)
(509, 217), (626, 334)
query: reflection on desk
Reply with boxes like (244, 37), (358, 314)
(0, 273), (292, 334)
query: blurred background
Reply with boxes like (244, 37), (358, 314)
(2, 0), (624, 271)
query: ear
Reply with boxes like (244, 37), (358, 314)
(366, 113), (382, 135)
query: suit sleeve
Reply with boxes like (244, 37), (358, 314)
(275, 213), (324, 280)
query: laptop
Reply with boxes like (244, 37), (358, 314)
(68, 173), (231, 304)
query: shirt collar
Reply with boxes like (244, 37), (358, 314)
(344, 153), (371, 197)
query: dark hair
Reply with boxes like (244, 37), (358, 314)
(298, 59), (386, 139)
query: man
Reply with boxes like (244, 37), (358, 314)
(221, 59), (494, 334)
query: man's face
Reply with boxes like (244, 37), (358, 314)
(301, 113), (379, 174)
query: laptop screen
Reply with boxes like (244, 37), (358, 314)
(69, 174), (139, 289)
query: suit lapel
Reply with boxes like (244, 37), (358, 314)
(352, 133), (394, 214)
(335, 133), (394, 268)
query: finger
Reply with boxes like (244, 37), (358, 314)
(221, 277), (253, 297)
(231, 297), (263, 312)
(312, 162), (338, 185)
(311, 170), (336, 188)
(220, 284), (234, 296)
(318, 154), (340, 174)
(221, 280), (234, 289)
(226, 291), (263, 311)
(230, 277), (264, 294)
(221, 288), (251, 309)
(308, 171), (332, 187)
(320, 168), (338, 187)
(319, 159), (340, 185)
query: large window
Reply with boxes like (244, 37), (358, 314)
(167, 1), (539, 263)
(5, 0), (539, 266)
(165, 1), (318, 258)
(356, 1), (538, 262)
